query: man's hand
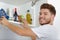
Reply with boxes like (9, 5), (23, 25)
(0, 16), (9, 26)
(18, 15), (29, 29)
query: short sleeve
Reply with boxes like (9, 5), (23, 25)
(31, 26), (48, 38)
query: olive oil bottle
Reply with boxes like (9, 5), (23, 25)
(26, 10), (32, 24)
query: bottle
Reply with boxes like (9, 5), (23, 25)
(26, 10), (32, 24)
(13, 8), (18, 21)
(18, 15), (24, 22)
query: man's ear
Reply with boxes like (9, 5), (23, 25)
(50, 14), (55, 25)
(52, 14), (55, 19)
(51, 14), (55, 21)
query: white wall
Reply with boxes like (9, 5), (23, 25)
(48, 0), (60, 40)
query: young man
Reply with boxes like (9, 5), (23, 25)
(0, 3), (57, 40)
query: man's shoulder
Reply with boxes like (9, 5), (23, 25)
(39, 24), (55, 30)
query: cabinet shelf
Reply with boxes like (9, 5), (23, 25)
(8, 20), (34, 27)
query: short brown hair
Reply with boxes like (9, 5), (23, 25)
(40, 3), (56, 16)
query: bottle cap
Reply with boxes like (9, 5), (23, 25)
(27, 10), (30, 12)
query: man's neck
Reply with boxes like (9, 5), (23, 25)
(40, 23), (53, 26)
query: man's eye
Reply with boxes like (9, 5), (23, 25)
(44, 13), (47, 15)
(40, 13), (42, 15)
(39, 13), (42, 15)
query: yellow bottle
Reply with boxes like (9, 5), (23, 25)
(26, 10), (32, 24)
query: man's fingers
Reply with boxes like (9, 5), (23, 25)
(1, 16), (5, 18)
(22, 19), (27, 22)
(0, 16), (6, 24)
(0, 18), (3, 24)
(0, 19), (2, 23)
(19, 22), (25, 26)
(0, 18), (2, 20)
(0, 16), (5, 20)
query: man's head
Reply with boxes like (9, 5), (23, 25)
(39, 3), (56, 25)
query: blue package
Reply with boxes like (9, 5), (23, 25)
(0, 8), (9, 19)
(0, 11), (4, 18)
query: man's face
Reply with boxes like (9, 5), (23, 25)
(39, 9), (54, 25)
